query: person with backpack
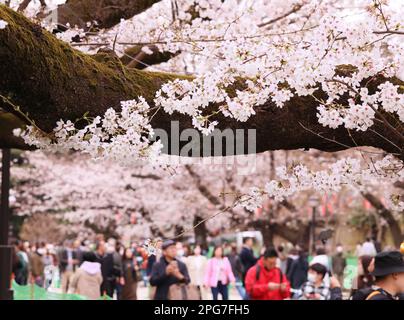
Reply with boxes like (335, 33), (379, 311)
(245, 248), (291, 300)
(352, 250), (404, 300)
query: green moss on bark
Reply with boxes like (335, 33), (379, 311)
(0, 5), (190, 132)
(0, 5), (402, 157)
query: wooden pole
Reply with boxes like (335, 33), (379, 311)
(0, 148), (13, 300)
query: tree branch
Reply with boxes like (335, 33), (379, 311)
(362, 192), (403, 247)
(54, 0), (162, 30)
(120, 45), (176, 69)
(0, 6), (403, 159)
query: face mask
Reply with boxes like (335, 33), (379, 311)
(177, 249), (184, 257)
(337, 246), (343, 253)
(307, 273), (317, 283)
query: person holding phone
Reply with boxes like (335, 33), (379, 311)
(245, 248), (291, 300)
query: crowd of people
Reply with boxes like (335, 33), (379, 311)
(10, 235), (404, 301)
(12, 236), (149, 300)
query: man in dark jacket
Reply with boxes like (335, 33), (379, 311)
(239, 237), (257, 281)
(227, 243), (246, 299)
(363, 251), (404, 300)
(150, 240), (190, 300)
(95, 240), (122, 298)
(59, 240), (80, 293)
(287, 249), (309, 295)
(332, 244), (347, 285)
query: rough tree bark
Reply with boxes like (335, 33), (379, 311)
(362, 192), (403, 248)
(55, 0), (161, 30)
(193, 215), (208, 250)
(0, 5), (403, 158)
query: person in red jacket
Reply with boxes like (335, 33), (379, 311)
(245, 248), (291, 300)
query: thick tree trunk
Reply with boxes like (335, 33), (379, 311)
(55, 0), (161, 30)
(0, 6), (403, 157)
(193, 215), (208, 250)
(362, 192), (403, 248)
(261, 223), (274, 248)
(174, 224), (185, 242)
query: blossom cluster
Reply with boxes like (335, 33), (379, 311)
(7, 0), (404, 217)
(14, 98), (164, 166)
(13, 0), (404, 151)
(317, 82), (404, 131)
(0, 19), (7, 29)
(239, 155), (404, 213)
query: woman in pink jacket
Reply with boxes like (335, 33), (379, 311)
(204, 245), (236, 300)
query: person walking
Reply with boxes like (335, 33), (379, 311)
(311, 247), (331, 270)
(239, 237), (257, 281)
(332, 244), (347, 286)
(184, 244), (208, 299)
(95, 240), (120, 298)
(286, 248), (309, 298)
(146, 238), (163, 279)
(43, 251), (59, 290)
(277, 245), (288, 274)
(59, 240), (79, 293)
(245, 248), (291, 300)
(106, 238), (124, 299)
(227, 243), (247, 299)
(28, 244), (45, 287)
(137, 246), (149, 287)
(149, 240), (190, 300)
(14, 241), (29, 285)
(285, 248), (299, 275)
(360, 238), (377, 257)
(204, 245), (236, 300)
(73, 239), (84, 266)
(121, 247), (138, 300)
(70, 252), (103, 300)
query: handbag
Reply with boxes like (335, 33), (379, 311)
(168, 283), (202, 300)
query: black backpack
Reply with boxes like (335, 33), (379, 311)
(245, 265), (285, 300)
(351, 287), (385, 300)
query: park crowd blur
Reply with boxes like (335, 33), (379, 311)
(11, 234), (404, 300)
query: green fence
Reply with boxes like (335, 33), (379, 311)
(343, 257), (358, 290)
(12, 281), (112, 300)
